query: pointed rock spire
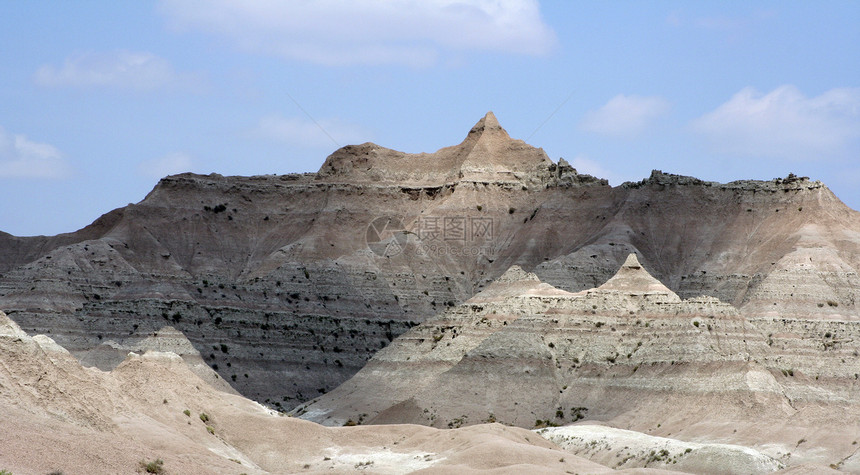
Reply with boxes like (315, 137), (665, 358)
(458, 111), (551, 182)
(596, 253), (678, 297)
(467, 265), (544, 304)
(467, 111), (508, 139)
(317, 111), (552, 185)
(495, 265), (541, 284)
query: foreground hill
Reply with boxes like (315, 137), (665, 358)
(1, 112), (858, 406)
(0, 309), (625, 474)
(1, 309), (844, 474)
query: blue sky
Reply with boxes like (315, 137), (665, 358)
(1, 1), (858, 236)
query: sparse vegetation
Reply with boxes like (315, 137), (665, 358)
(447, 415), (467, 428)
(570, 407), (588, 421)
(533, 419), (559, 429)
(183, 409), (191, 417)
(646, 449), (670, 464)
(199, 412), (210, 423)
(140, 458), (164, 474)
(206, 425), (215, 435)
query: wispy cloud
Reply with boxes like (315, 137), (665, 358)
(253, 115), (371, 148)
(137, 152), (194, 179)
(691, 85), (860, 160)
(35, 50), (199, 90)
(567, 155), (635, 186)
(0, 127), (71, 179)
(579, 95), (670, 138)
(158, 0), (556, 67)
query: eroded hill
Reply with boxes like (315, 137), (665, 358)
(1, 112), (858, 407)
(295, 255), (860, 471)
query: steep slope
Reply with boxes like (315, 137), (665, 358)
(296, 255), (860, 471)
(0, 310), (642, 475)
(1, 112), (859, 408)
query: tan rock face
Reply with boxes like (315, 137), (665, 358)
(1, 113), (859, 409)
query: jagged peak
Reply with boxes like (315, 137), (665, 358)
(467, 265), (547, 303)
(495, 265), (541, 284)
(317, 111), (553, 185)
(595, 253), (678, 297)
(466, 111), (509, 140)
(621, 253), (642, 269)
(623, 169), (825, 193)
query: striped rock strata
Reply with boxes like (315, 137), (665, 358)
(1, 112), (859, 409)
(297, 255), (860, 470)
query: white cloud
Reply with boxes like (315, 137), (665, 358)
(567, 155), (635, 187)
(691, 85), (860, 160)
(580, 95), (671, 138)
(137, 152), (194, 179)
(35, 50), (194, 90)
(253, 115), (371, 148)
(0, 127), (71, 179)
(158, 0), (556, 66)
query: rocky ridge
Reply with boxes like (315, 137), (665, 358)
(1, 112), (859, 407)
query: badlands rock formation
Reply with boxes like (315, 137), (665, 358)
(297, 255), (860, 472)
(0, 309), (682, 474)
(1, 112), (859, 408)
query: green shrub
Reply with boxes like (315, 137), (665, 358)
(199, 412), (210, 423)
(140, 458), (164, 474)
(183, 409), (191, 417)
